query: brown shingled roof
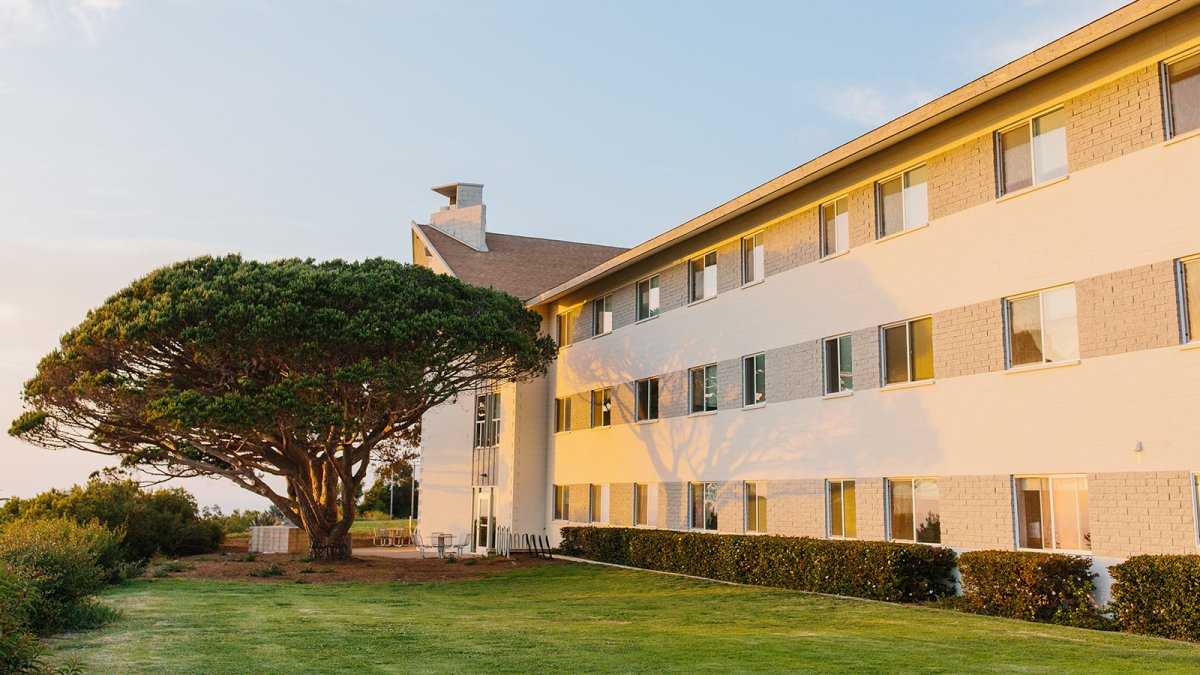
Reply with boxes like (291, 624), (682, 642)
(415, 224), (628, 302)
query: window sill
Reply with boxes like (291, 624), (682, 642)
(740, 279), (765, 290)
(1181, 341), (1200, 351)
(687, 410), (718, 418)
(687, 295), (717, 308)
(1017, 547), (1092, 557)
(1164, 127), (1200, 147)
(1005, 359), (1080, 374)
(819, 249), (849, 263)
(590, 425), (611, 431)
(635, 314), (660, 325)
(879, 379), (935, 392)
(822, 390), (853, 400)
(553, 429), (574, 436)
(741, 403), (766, 411)
(635, 418), (659, 425)
(874, 222), (929, 245)
(590, 331), (612, 340)
(995, 175), (1069, 203)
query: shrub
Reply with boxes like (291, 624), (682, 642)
(1108, 554), (1200, 641)
(200, 506), (281, 535)
(560, 527), (956, 603)
(956, 550), (1104, 627)
(0, 565), (43, 673)
(0, 518), (125, 634)
(249, 563), (286, 578)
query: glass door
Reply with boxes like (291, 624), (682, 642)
(473, 489), (493, 553)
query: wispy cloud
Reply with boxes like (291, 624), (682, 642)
(815, 85), (938, 128)
(965, 0), (1128, 72)
(0, 0), (128, 46)
(71, 0), (126, 42)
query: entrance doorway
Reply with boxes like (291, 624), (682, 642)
(473, 488), (493, 553)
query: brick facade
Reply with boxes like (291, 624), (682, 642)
(766, 341), (822, 402)
(928, 134), (996, 219)
(764, 207), (818, 277)
(1088, 471), (1197, 557)
(763, 479), (826, 538)
(609, 482), (635, 527)
(932, 300), (1006, 379)
(939, 474), (1015, 549)
(661, 482), (688, 530)
(1076, 261), (1180, 358)
(855, 478), (887, 541)
(1066, 64), (1165, 173)
(847, 184), (876, 247)
(716, 480), (745, 534)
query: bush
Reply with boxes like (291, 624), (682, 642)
(956, 550), (1104, 627)
(1108, 555), (1200, 641)
(0, 565), (42, 673)
(559, 527), (956, 603)
(200, 506), (281, 535)
(0, 518), (124, 634)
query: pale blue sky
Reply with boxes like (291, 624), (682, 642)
(0, 0), (1126, 509)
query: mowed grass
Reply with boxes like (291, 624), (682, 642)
(48, 564), (1199, 674)
(349, 518), (416, 534)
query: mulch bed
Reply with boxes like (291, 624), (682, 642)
(153, 539), (561, 584)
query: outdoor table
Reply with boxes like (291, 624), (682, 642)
(431, 532), (452, 557)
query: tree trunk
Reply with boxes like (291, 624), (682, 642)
(307, 526), (353, 561)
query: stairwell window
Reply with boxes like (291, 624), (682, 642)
(828, 479), (856, 539)
(690, 481), (718, 531)
(554, 397), (571, 433)
(689, 251), (718, 303)
(1016, 475), (1091, 552)
(556, 307), (579, 348)
(888, 478), (941, 544)
(741, 231), (765, 285)
(877, 165), (927, 238)
(1178, 256), (1200, 344)
(553, 485), (568, 521)
(820, 196), (849, 257)
(742, 353), (766, 407)
(881, 317), (934, 385)
(473, 392), (500, 448)
(636, 275), (660, 321)
(823, 334), (853, 394)
(592, 295), (613, 336)
(635, 377), (659, 422)
(590, 388), (612, 428)
(997, 108), (1067, 196)
(689, 364), (718, 414)
(1005, 285), (1078, 368)
(745, 481), (767, 534)
(1163, 50), (1200, 139)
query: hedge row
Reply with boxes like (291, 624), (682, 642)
(559, 527), (957, 602)
(1109, 555), (1200, 642)
(956, 550), (1105, 628)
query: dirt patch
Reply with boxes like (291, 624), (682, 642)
(154, 539), (561, 584)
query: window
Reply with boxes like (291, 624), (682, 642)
(997, 108), (1067, 196)
(745, 481), (767, 534)
(635, 377), (659, 422)
(881, 317), (934, 385)
(689, 364), (718, 414)
(741, 231), (765, 285)
(820, 196), (849, 257)
(877, 165), (927, 237)
(1163, 51), (1200, 139)
(689, 251), (717, 303)
(636, 275), (660, 321)
(828, 479), (856, 538)
(589, 484), (603, 523)
(592, 295), (613, 336)
(473, 392), (500, 448)
(553, 485), (569, 521)
(554, 397), (572, 433)
(823, 334), (853, 394)
(590, 388), (611, 428)
(1005, 286), (1079, 368)
(634, 483), (650, 526)
(1194, 474), (1199, 545)
(690, 481), (718, 531)
(1178, 257), (1200, 344)
(556, 307), (579, 348)
(1016, 476), (1090, 551)
(888, 478), (941, 544)
(742, 353), (766, 407)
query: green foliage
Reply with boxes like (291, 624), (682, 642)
(0, 565), (43, 673)
(559, 527), (957, 603)
(200, 506), (281, 535)
(248, 563), (285, 578)
(357, 465), (418, 518)
(1108, 554), (1200, 641)
(0, 518), (124, 634)
(955, 550), (1105, 627)
(236, 552), (257, 563)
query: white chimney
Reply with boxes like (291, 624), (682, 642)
(428, 182), (487, 251)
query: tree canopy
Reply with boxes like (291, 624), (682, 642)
(10, 255), (556, 558)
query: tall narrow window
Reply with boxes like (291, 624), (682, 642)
(741, 231), (765, 285)
(1164, 51), (1200, 139)
(689, 364), (718, 414)
(473, 392), (500, 448)
(1005, 286), (1078, 368)
(742, 353), (766, 406)
(1016, 476), (1090, 551)
(745, 481), (767, 534)
(592, 295), (613, 336)
(590, 388), (612, 428)
(689, 251), (718, 303)
(1178, 257), (1200, 344)
(877, 165), (927, 238)
(556, 307), (578, 348)
(637, 275), (660, 321)
(553, 485), (568, 520)
(554, 397), (572, 433)
(690, 482), (718, 531)
(888, 478), (941, 543)
(828, 479), (856, 538)
(998, 108), (1067, 196)
(589, 484), (603, 523)
(823, 334), (853, 394)
(634, 483), (649, 526)
(635, 377), (659, 422)
(881, 317), (934, 385)
(820, 196), (849, 257)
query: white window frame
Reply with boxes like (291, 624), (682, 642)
(688, 363), (718, 414)
(994, 106), (1068, 197)
(885, 477), (941, 544)
(473, 392), (500, 448)
(1177, 255), (1200, 345)
(689, 481), (718, 532)
(742, 352), (766, 407)
(741, 231), (765, 286)
(744, 481), (767, 534)
(589, 484), (603, 524)
(688, 251), (718, 304)
(875, 164), (927, 238)
(553, 484), (568, 521)
(553, 396), (571, 434)
(635, 376), (659, 422)
(636, 274), (661, 322)
(1003, 284), (1078, 369)
(591, 295), (613, 336)
(1161, 47), (1200, 140)
(1013, 474), (1091, 554)
(826, 479), (856, 540)
(880, 316), (934, 386)
(590, 387), (612, 429)
(820, 195), (850, 258)
(822, 333), (853, 395)
(556, 307), (578, 348)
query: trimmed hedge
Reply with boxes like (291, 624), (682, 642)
(559, 527), (956, 602)
(1108, 554), (1200, 641)
(956, 550), (1104, 627)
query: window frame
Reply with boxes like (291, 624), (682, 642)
(472, 392), (500, 448)
(1003, 284), (1079, 369)
(820, 195), (850, 258)
(886, 477), (941, 544)
(1013, 474), (1092, 553)
(875, 164), (928, 238)
(822, 333), (853, 395)
(556, 307), (578, 348)
(744, 481), (767, 534)
(553, 396), (572, 434)
(636, 274), (661, 322)
(588, 484), (602, 524)
(635, 376), (659, 422)
(689, 481), (718, 532)
(742, 352), (766, 408)
(741, 230), (765, 286)
(827, 479), (857, 539)
(688, 363), (719, 415)
(1192, 473), (1200, 548)
(590, 387), (612, 429)
(591, 294), (613, 337)
(994, 106), (1068, 197)
(1177, 255), (1200, 345)
(1161, 47), (1200, 141)
(880, 316), (934, 386)
(634, 483), (650, 527)
(553, 485), (568, 521)
(688, 250), (718, 304)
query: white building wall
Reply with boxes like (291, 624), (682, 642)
(414, 396), (474, 539)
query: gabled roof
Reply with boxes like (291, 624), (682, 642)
(414, 224), (628, 302)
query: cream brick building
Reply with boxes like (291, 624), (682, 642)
(412, 0), (1200, 594)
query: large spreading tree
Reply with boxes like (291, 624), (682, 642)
(10, 255), (556, 560)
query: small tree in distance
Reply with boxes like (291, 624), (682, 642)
(10, 255), (555, 560)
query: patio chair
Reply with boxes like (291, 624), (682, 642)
(372, 528), (392, 547)
(452, 533), (470, 555)
(392, 527), (412, 546)
(412, 531), (439, 559)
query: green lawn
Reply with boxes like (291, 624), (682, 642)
(48, 564), (1198, 673)
(349, 518), (415, 534)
